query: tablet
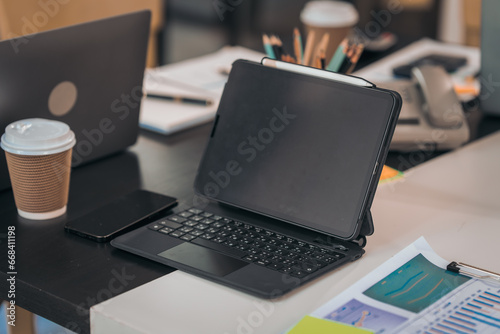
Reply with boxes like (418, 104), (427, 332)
(194, 60), (401, 240)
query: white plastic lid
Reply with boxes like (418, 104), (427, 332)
(301, 1), (359, 28)
(1, 118), (76, 155)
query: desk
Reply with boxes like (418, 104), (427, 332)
(1, 110), (500, 333)
(86, 130), (500, 333)
(0, 125), (212, 334)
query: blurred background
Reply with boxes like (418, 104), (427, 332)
(163, 0), (479, 64)
(0, 0), (481, 66)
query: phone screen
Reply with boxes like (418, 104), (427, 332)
(65, 189), (177, 242)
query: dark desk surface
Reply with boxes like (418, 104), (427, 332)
(0, 125), (212, 334)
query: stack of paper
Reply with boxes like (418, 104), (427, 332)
(140, 46), (265, 135)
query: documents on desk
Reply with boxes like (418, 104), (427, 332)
(287, 237), (500, 334)
(140, 46), (265, 135)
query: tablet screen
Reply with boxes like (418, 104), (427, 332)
(194, 60), (397, 239)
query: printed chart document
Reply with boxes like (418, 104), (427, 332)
(288, 237), (500, 333)
(140, 46), (265, 135)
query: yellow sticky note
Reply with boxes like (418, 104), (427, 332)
(288, 316), (374, 334)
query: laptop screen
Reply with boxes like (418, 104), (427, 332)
(194, 60), (397, 240)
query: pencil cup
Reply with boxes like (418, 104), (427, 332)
(301, 1), (358, 64)
(1, 118), (76, 220)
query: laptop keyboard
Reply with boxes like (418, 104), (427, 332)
(148, 208), (349, 279)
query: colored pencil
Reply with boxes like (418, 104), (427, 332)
(293, 27), (303, 64)
(302, 30), (315, 66)
(262, 34), (276, 59)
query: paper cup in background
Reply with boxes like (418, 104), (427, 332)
(1, 118), (76, 220)
(301, 1), (359, 65)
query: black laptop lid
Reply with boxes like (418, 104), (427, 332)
(0, 10), (151, 191)
(194, 60), (399, 240)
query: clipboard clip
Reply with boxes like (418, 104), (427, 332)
(447, 261), (500, 283)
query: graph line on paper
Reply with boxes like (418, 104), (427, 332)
(363, 254), (470, 313)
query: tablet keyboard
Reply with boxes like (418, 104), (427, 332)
(148, 208), (349, 278)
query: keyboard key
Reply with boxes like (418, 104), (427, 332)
(181, 234), (196, 241)
(200, 233), (215, 240)
(159, 227), (174, 234)
(269, 255), (285, 262)
(222, 218), (233, 224)
(191, 215), (204, 221)
(217, 230), (231, 238)
(148, 224), (163, 231)
(243, 255), (259, 262)
(212, 237), (226, 243)
(195, 223), (209, 230)
(160, 220), (183, 229)
(212, 222), (225, 228)
(190, 230), (204, 236)
(212, 215), (223, 221)
(201, 218), (214, 225)
(312, 253), (326, 260)
(247, 248), (259, 254)
(323, 256), (337, 264)
(255, 259), (271, 266)
(256, 251), (272, 259)
(223, 240), (238, 248)
(201, 212), (213, 218)
(188, 208), (203, 214)
(168, 216), (187, 223)
(235, 244), (250, 251)
(263, 245), (276, 252)
(178, 211), (193, 218)
(207, 227), (220, 234)
(266, 262), (283, 270)
(184, 221), (198, 227)
(169, 230), (185, 238)
(279, 266), (293, 274)
(179, 226), (194, 233)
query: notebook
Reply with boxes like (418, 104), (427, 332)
(0, 10), (151, 191)
(140, 46), (265, 135)
(111, 59), (402, 298)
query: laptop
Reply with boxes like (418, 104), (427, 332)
(112, 59), (401, 298)
(0, 10), (151, 191)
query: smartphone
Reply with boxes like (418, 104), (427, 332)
(65, 189), (177, 242)
(393, 54), (467, 78)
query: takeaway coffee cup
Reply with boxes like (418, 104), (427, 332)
(1, 118), (76, 220)
(300, 1), (359, 64)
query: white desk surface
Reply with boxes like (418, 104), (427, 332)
(91, 131), (500, 334)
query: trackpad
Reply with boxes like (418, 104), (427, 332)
(158, 242), (248, 277)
